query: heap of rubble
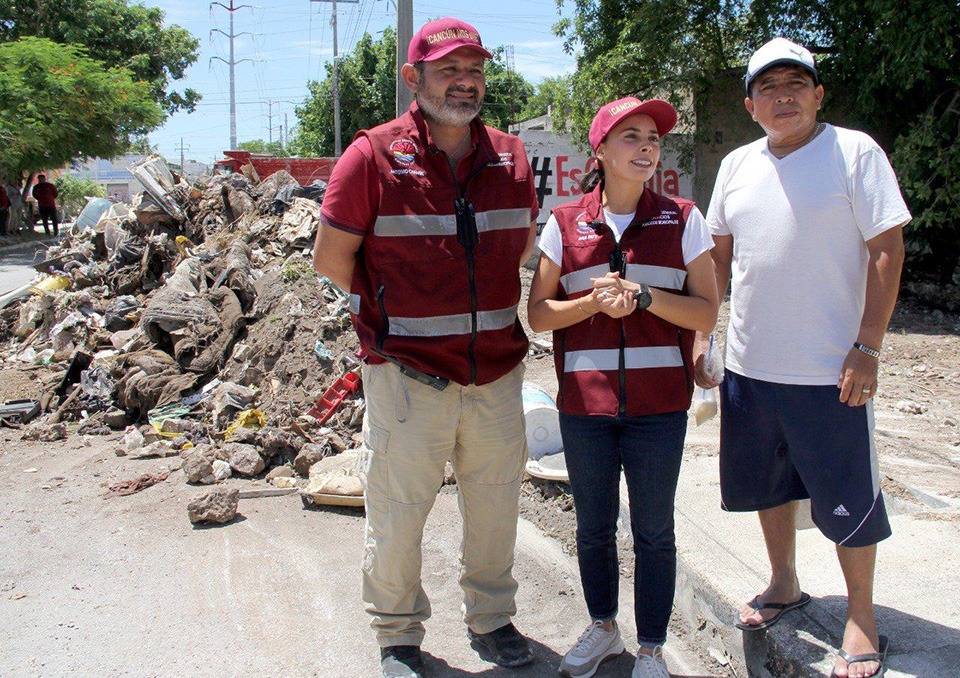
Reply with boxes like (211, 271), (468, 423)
(0, 156), (365, 507)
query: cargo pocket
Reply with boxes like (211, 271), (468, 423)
(360, 422), (390, 497)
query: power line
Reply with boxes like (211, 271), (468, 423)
(210, 1), (255, 150)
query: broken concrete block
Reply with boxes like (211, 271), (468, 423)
(265, 465), (295, 481)
(181, 448), (215, 484)
(226, 443), (265, 477)
(22, 422), (67, 442)
(212, 459), (232, 481)
(294, 441), (332, 477)
(188, 487), (239, 524)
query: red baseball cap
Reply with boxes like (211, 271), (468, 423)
(407, 17), (493, 64)
(588, 97), (678, 151)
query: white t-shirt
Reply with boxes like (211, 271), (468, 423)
(538, 204), (713, 268)
(706, 124), (911, 385)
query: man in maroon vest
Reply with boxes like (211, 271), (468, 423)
(313, 17), (539, 677)
(31, 174), (59, 237)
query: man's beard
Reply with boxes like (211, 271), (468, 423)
(417, 86), (483, 127)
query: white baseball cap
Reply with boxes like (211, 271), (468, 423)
(745, 37), (819, 94)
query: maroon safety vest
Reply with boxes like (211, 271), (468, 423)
(552, 184), (696, 416)
(349, 103), (533, 385)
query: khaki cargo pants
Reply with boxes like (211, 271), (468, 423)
(359, 361), (528, 648)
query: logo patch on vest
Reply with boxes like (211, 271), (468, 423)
(390, 139), (418, 165)
(576, 220), (599, 241)
(489, 151), (515, 168)
(646, 209), (680, 227)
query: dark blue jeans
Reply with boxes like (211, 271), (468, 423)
(559, 410), (687, 647)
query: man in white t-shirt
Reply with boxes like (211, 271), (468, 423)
(697, 38), (909, 678)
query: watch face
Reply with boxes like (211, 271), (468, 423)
(634, 286), (652, 310)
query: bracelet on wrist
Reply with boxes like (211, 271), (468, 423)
(576, 297), (592, 315)
(853, 341), (880, 358)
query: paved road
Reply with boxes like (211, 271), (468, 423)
(0, 241), (50, 293)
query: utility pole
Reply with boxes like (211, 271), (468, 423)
(211, 1), (253, 150)
(284, 113), (289, 152)
(310, 0), (358, 155)
(396, 0), (414, 117)
(175, 138), (190, 173)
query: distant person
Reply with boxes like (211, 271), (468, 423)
(312, 17), (539, 678)
(6, 182), (23, 233)
(528, 96), (718, 678)
(31, 174), (59, 236)
(0, 178), (9, 237)
(698, 38), (910, 678)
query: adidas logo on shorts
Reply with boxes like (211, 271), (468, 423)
(833, 504), (851, 517)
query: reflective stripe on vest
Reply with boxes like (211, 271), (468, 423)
(349, 294), (361, 315)
(373, 207), (530, 237)
(388, 304), (517, 338)
(560, 263), (687, 296)
(564, 346), (683, 372)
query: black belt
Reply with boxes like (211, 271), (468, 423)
(368, 348), (449, 391)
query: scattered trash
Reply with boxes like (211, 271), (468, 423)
(521, 382), (562, 460)
(0, 155), (364, 500)
(224, 408), (266, 439)
(305, 369), (360, 424)
(0, 400), (40, 425)
(105, 472), (170, 497)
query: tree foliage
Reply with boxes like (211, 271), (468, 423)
(238, 139), (289, 157)
(0, 37), (164, 179)
(54, 174), (105, 218)
(291, 29), (536, 156)
(521, 75), (574, 129)
(557, 0), (960, 279)
(0, 0), (201, 116)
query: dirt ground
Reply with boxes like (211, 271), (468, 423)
(0, 267), (956, 677)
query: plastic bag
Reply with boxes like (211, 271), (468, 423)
(693, 334), (723, 426)
(693, 386), (718, 426)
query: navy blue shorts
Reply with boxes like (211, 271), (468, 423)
(719, 370), (891, 548)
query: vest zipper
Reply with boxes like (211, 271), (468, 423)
(437, 143), (496, 384)
(609, 237), (628, 414)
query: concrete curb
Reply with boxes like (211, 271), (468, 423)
(653, 448), (959, 677)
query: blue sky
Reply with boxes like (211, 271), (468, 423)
(146, 0), (578, 165)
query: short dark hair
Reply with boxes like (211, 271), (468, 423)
(37, 173), (46, 180)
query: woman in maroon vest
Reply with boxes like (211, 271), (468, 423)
(528, 97), (719, 678)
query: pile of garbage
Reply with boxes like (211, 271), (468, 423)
(0, 155), (366, 503)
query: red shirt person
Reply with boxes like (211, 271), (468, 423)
(31, 174), (59, 236)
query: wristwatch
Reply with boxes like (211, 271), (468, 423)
(632, 284), (652, 311)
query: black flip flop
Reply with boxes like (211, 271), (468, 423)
(832, 635), (889, 678)
(735, 591), (812, 631)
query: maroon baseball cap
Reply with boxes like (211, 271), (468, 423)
(588, 97), (678, 151)
(407, 17), (493, 63)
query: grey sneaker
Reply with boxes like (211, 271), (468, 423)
(559, 620), (625, 677)
(631, 645), (669, 678)
(381, 645), (425, 677)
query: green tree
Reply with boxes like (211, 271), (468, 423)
(557, 0), (960, 280)
(238, 138), (289, 157)
(520, 74), (574, 128)
(479, 47), (534, 131)
(291, 29), (397, 157)
(291, 29), (536, 156)
(0, 0), (201, 116)
(54, 175), (106, 219)
(0, 37), (164, 180)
